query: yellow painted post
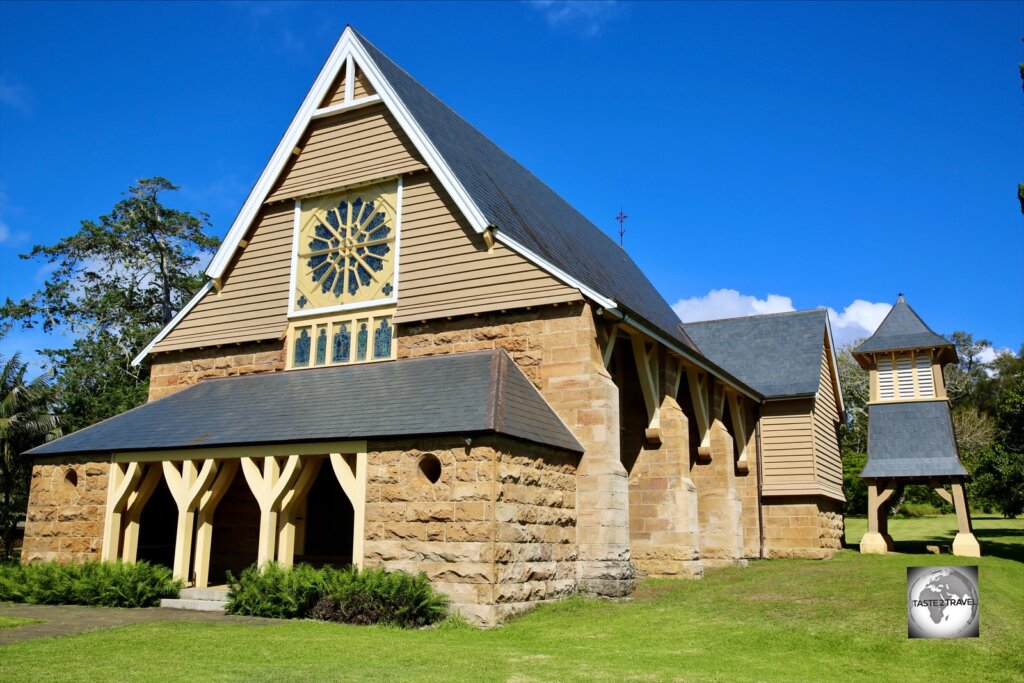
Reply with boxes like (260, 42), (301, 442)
(241, 455), (302, 567)
(193, 460), (239, 588)
(276, 458), (321, 568)
(330, 452), (368, 568)
(121, 465), (162, 563)
(164, 459), (219, 583)
(101, 462), (145, 562)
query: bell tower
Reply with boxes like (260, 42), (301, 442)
(852, 295), (980, 557)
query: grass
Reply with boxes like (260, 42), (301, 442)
(0, 616), (43, 629)
(0, 514), (1021, 682)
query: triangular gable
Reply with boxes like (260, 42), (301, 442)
(136, 27), (717, 370)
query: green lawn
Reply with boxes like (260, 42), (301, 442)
(1, 514), (1021, 682)
(0, 616), (42, 629)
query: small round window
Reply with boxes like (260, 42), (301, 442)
(417, 453), (442, 485)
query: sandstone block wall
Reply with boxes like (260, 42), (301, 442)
(22, 461), (108, 563)
(361, 435), (578, 626)
(762, 495), (844, 559)
(398, 304), (635, 596)
(147, 341), (286, 401)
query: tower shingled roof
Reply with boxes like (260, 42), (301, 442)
(853, 295), (957, 366)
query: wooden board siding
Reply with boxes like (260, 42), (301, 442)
(151, 204), (293, 353)
(353, 66), (375, 98)
(760, 398), (817, 496)
(266, 103), (427, 203)
(396, 173), (581, 323)
(319, 67), (347, 108)
(812, 342), (845, 500)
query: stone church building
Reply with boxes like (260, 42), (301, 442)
(23, 28), (844, 625)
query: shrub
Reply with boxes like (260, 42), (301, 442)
(0, 561), (180, 607)
(323, 566), (448, 628)
(225, 562), (328, 619)
(226, 563), (448, 627)
(896, 502), (942, 518)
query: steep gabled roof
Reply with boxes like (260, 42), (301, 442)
(136, 27), (701, 365)
(351, 30), (697, 353)
(683, 309), (839, 403)
(28, 350), (582, 457)
(853, 295), (957, 366)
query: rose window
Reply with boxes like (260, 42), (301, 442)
(295, 182), (397, 310)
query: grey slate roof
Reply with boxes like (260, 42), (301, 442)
(853, 296), (956, 361)
(353, 30), (698, 354)
(862, 401), (966, 479)
(681, 309), (827, 398)
(27, 350), (582, 458)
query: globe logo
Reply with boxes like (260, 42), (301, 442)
(907, 566), (979, 638)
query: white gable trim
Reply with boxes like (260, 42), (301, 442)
(823, 312), (846, 417)
(131, 281), (214, 366)
(493, 232), (615, 311)
(205, 27), (490, 282)
(139, 27), (623, 364)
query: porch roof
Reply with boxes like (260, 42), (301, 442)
(27, 350), (583, 458)
(861, 401), (967, 479)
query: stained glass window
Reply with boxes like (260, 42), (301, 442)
(315, 326), (328, 365)
(295, 182), (397, 311)
(373, 319), (392, 359)
(332, 323), (351, 363)
(293, 328), (311, 367)
(356, 322), (368, 361)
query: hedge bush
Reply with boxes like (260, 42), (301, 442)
(0, 561), (180, 607)
(226, 563), (448, 627)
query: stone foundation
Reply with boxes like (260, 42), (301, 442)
(147, 340), (286, 401)
(362, 435), (578, 626)
(762, 495), (844, 559)
(22, 461), (108, 563)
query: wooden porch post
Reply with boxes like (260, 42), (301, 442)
(192, 460), (239, 588)
(241, 455), (303, 567)
(164, 459), (219, 583)
(330, 451), (368, 568)
(120, 466), (163, 563)
(101, 461), (143, 562)
(276, 458), (322, 568)
(860, 480), (897, 554)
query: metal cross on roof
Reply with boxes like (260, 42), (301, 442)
(615, 208), (628, 246)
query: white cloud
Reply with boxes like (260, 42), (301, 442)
(527, 0), (623, 37)
(672, 288), (795, 322)
(826, 300), (892, 348)
(0, 75), (34, 115)
(977, 346), (1014, 366)
(673, 288), (894, 349)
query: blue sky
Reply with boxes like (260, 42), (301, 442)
(1, 1), (1022, 370)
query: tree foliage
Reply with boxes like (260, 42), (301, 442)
(0, 354), (60, 559)
(1, 178), (219, 432)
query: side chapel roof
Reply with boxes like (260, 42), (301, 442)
(28, 350), (583, 457)
(683, 309), (839, 404)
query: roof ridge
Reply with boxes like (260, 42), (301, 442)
(683, 307), (826, 326)
(351, 29), (629, 257)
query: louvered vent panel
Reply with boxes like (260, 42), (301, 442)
(896, 353), (915, 398)
(916, 354), (935, 397)
(877, 357), (895, 400)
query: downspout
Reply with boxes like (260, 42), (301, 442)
(755, 414), (766, 559)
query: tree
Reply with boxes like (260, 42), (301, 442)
(0, 354), (60, 559)
(1, 178), (219, 432)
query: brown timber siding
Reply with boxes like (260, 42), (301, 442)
(353, 67), (376, 98)
(267, 103), (426, 203)
(319, 67), (347, 108)
(760, 398), (817, 496)
(152, 204), (293, 353)
(812, 343), (844, 499)
(396, 174), (581, 323)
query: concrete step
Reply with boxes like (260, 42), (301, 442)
(160, 598), (228, 612)
(180, 587), (229, 601)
